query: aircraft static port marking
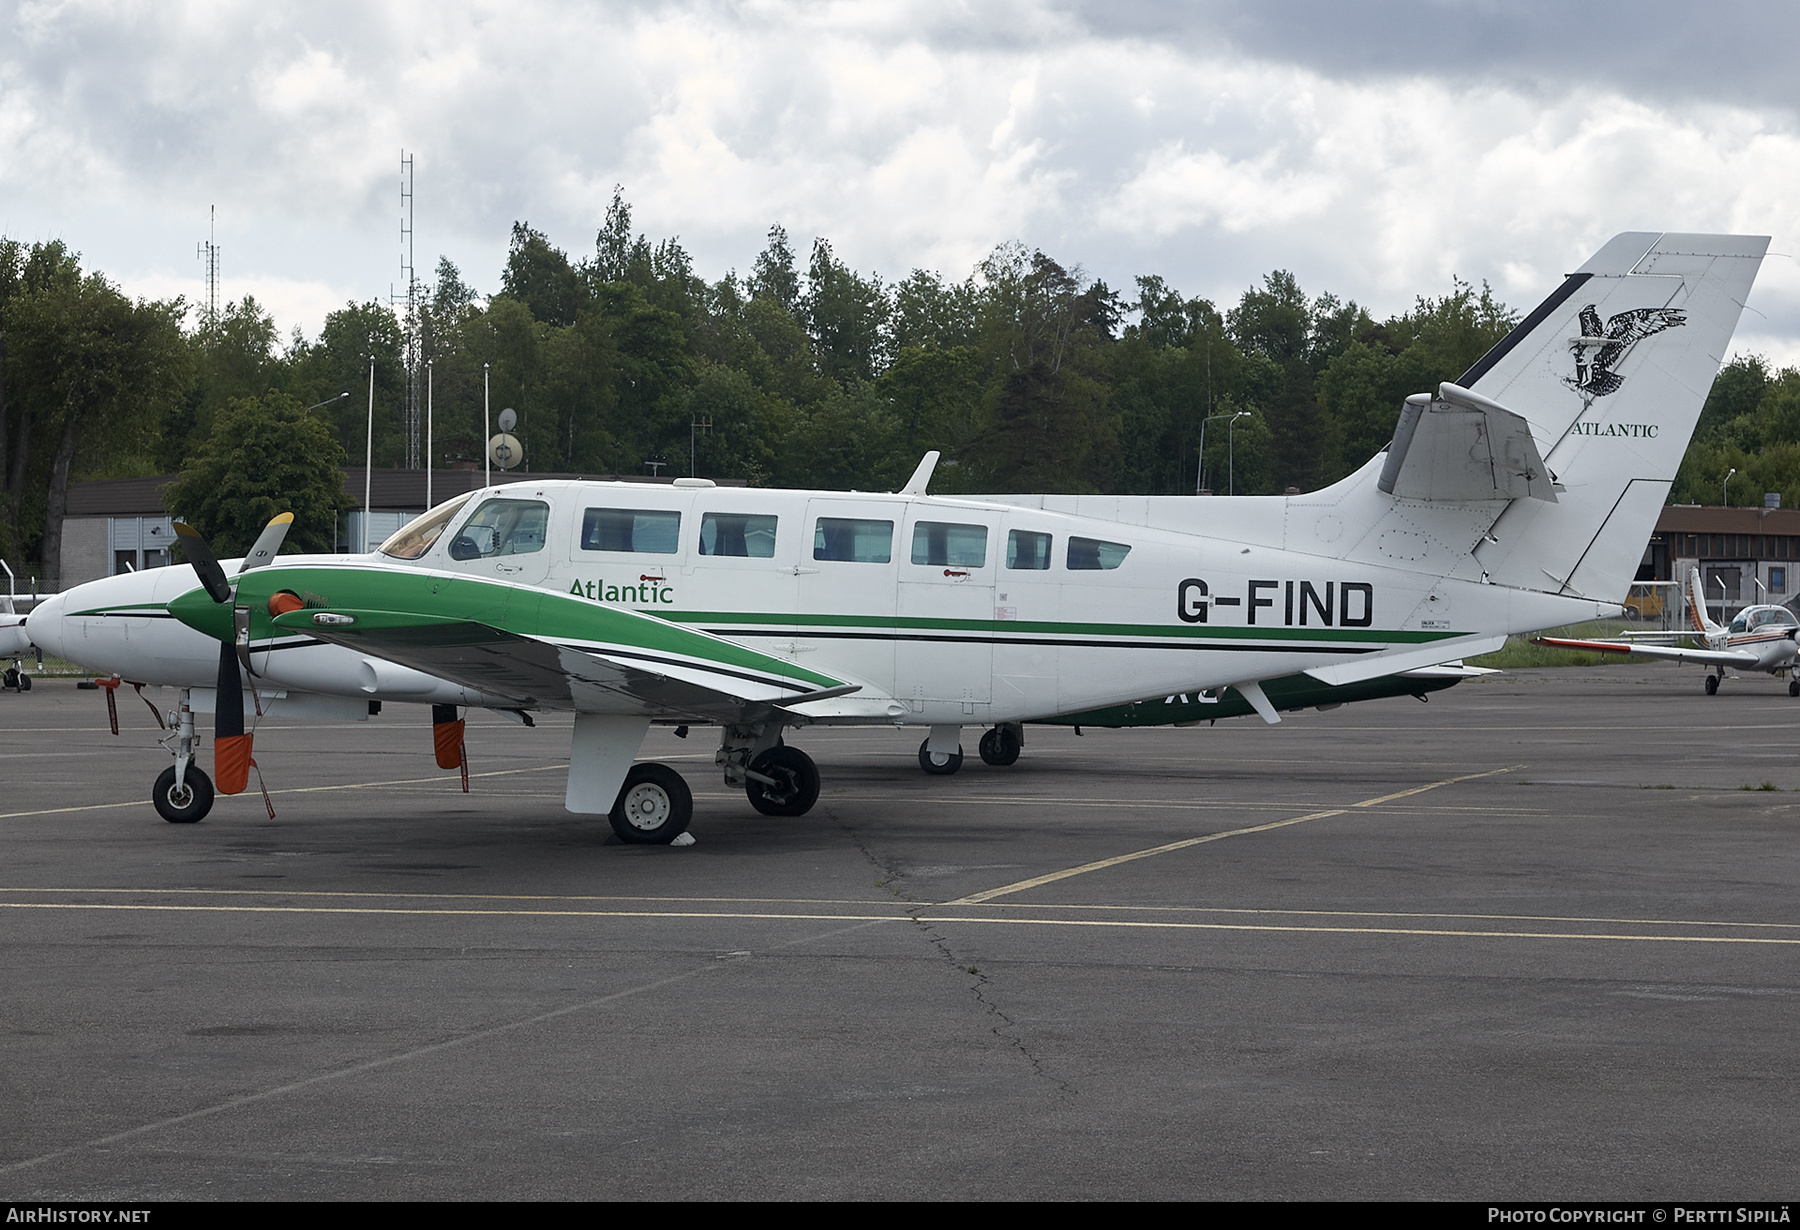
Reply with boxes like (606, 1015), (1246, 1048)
(947, 765), (1522, 904)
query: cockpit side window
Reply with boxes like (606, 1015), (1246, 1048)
(1729, 614), (1749, 634)
(447, 498), (551, 560)
(379, 492), (475, 560)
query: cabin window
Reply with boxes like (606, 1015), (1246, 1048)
(1006, 530), (1052, 570)
(1771, 567), (1787, 592)
(581, 508), (681, 554)
(814, 518), (893, 563)
(447, 498), (549, 560)
(699, 513), (777, 558)
(911, 521), (987, 568)
(1729, 614), (1749, 634)
(1067, 536), (1131, 570)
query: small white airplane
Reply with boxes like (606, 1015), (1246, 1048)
(1534, 565), (1800, 694)
(25, 231), (1767, 844)
(0, 598), (33, 691)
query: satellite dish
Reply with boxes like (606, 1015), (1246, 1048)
(498, 407), (517, 433)
(488, 432), (523, 471)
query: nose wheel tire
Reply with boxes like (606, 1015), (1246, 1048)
(918, 739), (964, 775)
(1789, 680), (1798, 697)
(745, 746), (821, 817)
(608, 763), (693, 844)
(978, 726), (1021, 766)
(153, 764), (215, 824)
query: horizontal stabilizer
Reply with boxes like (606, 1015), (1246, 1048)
(1378, 383), (1557, 503)
(1303, 633), (1506, 686)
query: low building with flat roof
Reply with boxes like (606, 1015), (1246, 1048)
(58, 468), (736, 590)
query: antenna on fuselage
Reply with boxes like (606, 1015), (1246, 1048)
(901, 451), (940, 496)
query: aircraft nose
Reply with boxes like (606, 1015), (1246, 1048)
(23, 592), (66, 658)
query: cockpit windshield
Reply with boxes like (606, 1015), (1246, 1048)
(1748, 606), (1798, 631)
(378, 492), (475, 560)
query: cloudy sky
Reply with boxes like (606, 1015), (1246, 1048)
(5, 0), (1798, 361)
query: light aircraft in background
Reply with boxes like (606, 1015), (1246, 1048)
(1, 598), (33, 691)
(1534, 565), (1800, 694)
(26, 232), (1767, 844)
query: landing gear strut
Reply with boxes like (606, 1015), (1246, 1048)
(745, 746), (820, 816)
(719, 723), (821, 817)
(154, 692), (213, 823)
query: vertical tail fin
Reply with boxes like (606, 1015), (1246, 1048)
(1459, 233), (1767, 601)
(1687, 565), (1723, 637)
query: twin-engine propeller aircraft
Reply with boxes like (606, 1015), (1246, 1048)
(26, 232), (1767, 843)
(1534, 565), (1800, 694)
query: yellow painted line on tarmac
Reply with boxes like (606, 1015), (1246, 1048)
(3, 886), (1792, 934)
(0, 898), (1794, 945)
(944, 765), (1524, 905)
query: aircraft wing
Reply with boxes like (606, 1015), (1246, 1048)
(193, 562), (867, 725)
(1530, 636), (1762, 669)
(271, 608), (860, 723)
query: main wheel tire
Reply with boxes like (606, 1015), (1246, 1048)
(153, 764), (214, 824)
(1789, 679), (1798, 698)
(978, 726), (1021, 766)
(1705, 674), (1719, 695)
(16, 673), (27, 691)
(608, 763), (693, 844)
(1, 667), (16, 690)
(918, 739), (964, 775)
(745, 746), (821, 817)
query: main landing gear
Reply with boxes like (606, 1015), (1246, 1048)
(609, 763), (693, 844)
(1, 664), (29, 691)
(916, 723), (1025, 775)
(1705, 672), (1720, 695)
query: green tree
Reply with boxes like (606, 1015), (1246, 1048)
(165, 391), (348, 556)
(5, 254), (190, 588)
(500, 222), (584, 327)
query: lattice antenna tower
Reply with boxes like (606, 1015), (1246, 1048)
(195, 205), (220, 330)
(398, 153), (422, 469)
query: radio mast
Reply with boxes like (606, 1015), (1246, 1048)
(399, 153), (422, 469)
(195, 205), (220, 330)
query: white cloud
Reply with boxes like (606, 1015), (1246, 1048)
(0, 0), (1793, 360)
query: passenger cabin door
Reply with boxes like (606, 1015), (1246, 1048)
(896, 510), (997, 718)
(798, 499), (903, 696)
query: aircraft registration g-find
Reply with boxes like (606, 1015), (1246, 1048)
(25, 232), (1767, 844)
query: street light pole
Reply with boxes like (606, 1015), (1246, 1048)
(1723, 467), (1736, 507)
(426, 360), (433, 511)
(483, 363), (491, 489)
(1196, 411), (1249, 495)
(363, 358), (375, 553)
(1228, 412), (1249, 495)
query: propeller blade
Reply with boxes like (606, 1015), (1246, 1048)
(213, 639), (252, 795)
(173, 521), (232, 604)
(241, 512), (295, 572)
